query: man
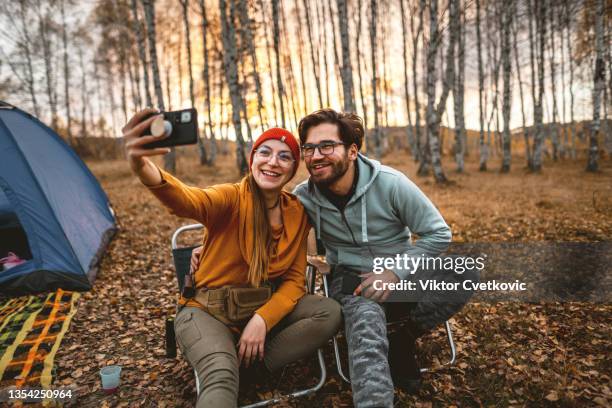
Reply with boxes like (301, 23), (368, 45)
(294, 109), (474, 407)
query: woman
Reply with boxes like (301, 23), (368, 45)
(122, 109), (341, 407)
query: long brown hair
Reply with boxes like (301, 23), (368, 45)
(247, 174), (272, 287)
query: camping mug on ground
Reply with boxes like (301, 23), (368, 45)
(99, 365), (122, 394)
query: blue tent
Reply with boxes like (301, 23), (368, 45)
(0, 101), (116, 295)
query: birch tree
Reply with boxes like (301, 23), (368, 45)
(410, 0), (425, 162)
(549, 2), (560, 160)
(400, 0), (415, 154)
(453, 0), (466, 173)
(60, 0), (72, 142)
(219, 0), (249, 174)
(531, 0), (547, 172)
(586, 0), (604, 172)
(302, 0), (323, 108)
(131, 0), (152, 107)
(237, 0), (265, 130)
(272, 0), (286, 127)
(179, 0), (207, 165)
(512, 8), (530, 167)
(564, 0), (576, 158)
(37, 1), (58, 131)
(500, 0), (513, 172)
(337, 0), (355, 112)
(476, 0), (487, 171)
(354, 0), (369, 134)
(369, 0), (382, 157)
(421, 0), (459, 182)
(142, 0), (174, 172)
(199, 0), (216, 165)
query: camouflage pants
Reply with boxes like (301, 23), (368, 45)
(330, 264), (476, 407)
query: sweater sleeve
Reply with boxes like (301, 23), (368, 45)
(255, 234), (308, 331)
(147, 167), (237, 229)
(391, 173), (452, 280)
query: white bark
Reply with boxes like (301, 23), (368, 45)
(337, 0), (355, 112)
(219, 0), (249, 174)
(587, 0), (604, 171)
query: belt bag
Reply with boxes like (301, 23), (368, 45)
(195, 286), (272, 325)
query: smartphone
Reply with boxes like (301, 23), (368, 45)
(141, 108), (199, 149)
(341, 273), (362, 295)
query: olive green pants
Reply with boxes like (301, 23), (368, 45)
(174, 294), (341, 408)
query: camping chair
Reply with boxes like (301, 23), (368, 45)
(306, 255), (457, 384)
(171, 223), (327, 407)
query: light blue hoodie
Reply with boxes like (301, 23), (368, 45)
(293, 153), (452, 280)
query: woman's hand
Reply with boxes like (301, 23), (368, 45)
(190, 246), (203, 273)
(237, 313), (267, 367)
(122, 108), (170, 185)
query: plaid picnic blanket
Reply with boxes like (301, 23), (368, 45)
(0, 289), (79, 389)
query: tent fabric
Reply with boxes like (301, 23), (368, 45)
(0, 102), (116, 295)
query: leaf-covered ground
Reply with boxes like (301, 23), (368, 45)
(52, 150), (611, 407)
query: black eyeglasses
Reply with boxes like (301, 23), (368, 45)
(301, 141), (349, 158)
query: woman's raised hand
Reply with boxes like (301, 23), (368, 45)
(237, 313), (267, 368)
(122, 108), (170, 185)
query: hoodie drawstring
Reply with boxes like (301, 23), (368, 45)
(361, 196), (368, 243)
(316, 204), (321, 239)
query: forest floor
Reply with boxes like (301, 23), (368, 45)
(52, 149), (611, 407)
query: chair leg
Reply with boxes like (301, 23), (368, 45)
(420, 320), (456, 373)
(194, 368), (200, 396)
(333, 335), (351, 384)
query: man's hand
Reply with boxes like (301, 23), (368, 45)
(354, 269), (399, 303)
(237, 314), (267, 367)
(190, 245), (204, 273)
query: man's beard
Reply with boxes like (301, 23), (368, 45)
(308, 154), (350, 188)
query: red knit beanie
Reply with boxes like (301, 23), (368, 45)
(249, 127), (300, 177)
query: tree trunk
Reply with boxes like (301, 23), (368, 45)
(237, 0), (265, 131)
(259, 0), (278, 124)
(131, 0), (152, 107)
(219, 0), (249, 174)
(476, 0), (487, 171)
(294, 0), (309, 116)
(400, 0), (415, 154)
(37, 5), (58, 131)
(565, 0), (576, 159)
(316, 0), (330, 107)
(587, 0), (604, 172)
(18, 0), (40, 118)
(410, 0), (425, 163)
(199, 0), (216, 165)
(453, 0), (466, 173)
(500, 0), (513, 173)
(421, 0), (458, 182)
(369, 0), (382, 157)
(512, 6), (530, 167)
(327, 0), (344, 107)
(279, 0), (300, 128)
(355, 0), (369, 136)
(303, 0), (323, 108)
(180, 0), (208, 165)
(532, 0), (546, 172)
(272, 0), (286, 128)
(549, 2), (560, 160)
(77, 44), (88, 138)
(337, 0), (355, 112)
(126, 50), (140, 111)
(60, 0), (72, 143)
(142, 0), (174, 173)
